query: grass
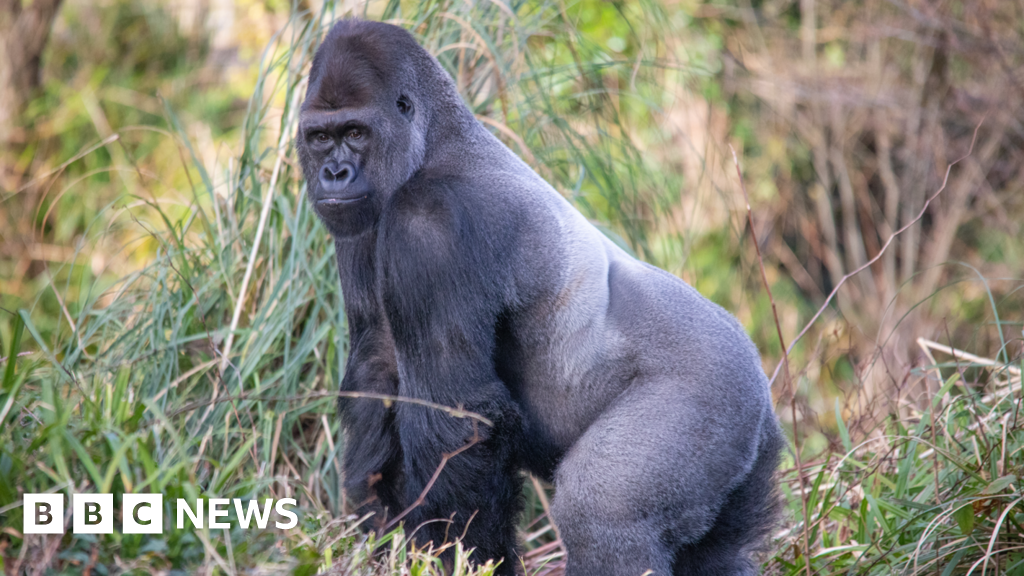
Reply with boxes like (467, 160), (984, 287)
(767, 348), (1024, 575)
(1, 5), (350, 572)
(2, 0), (1023, 575)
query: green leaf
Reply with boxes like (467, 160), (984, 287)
(2, 313), (25, 394)
(100, 433), (136, 493)
(865, 494), (892, 534)
(932, 372), (960, 406)
(835, 398), (851, 453)
(981, 474), (1017, 495)
(212, 435), (257, 493)
(953, 504), (975, 535)
(63, 431), (103, 490)
(941, 547), (970, 576)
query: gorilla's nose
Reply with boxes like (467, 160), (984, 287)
(319, 160), (357, 195)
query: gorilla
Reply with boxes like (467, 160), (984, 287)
(297, 19), (783, 576)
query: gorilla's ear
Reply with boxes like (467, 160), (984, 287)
(397, 95), (414, 121)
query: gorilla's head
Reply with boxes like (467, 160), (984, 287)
(297, 20), (443, 237)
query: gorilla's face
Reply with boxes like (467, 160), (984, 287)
(297, 22), (427, 238)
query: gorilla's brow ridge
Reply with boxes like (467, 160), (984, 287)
(299, 108), (378, 133)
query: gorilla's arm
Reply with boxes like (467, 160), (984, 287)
(337, 328), (404, 523)
(334, 238), (405, 525)
(378, 176), (523, 564)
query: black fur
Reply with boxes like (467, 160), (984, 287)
(297, 19), (783, 576)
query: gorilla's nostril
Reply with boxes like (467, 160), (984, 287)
(318, 161), (361, 200)
(322, 162), (355, 184)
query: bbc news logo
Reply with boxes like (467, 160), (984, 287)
(23, 494), (298, 534)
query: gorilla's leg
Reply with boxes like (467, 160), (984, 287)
(551, 379), (770, 576)
(672, 422), (784, 576)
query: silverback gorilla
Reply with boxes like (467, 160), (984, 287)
(297, 20), (783, 576)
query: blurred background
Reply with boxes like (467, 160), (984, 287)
(1, 1), (1022, 575)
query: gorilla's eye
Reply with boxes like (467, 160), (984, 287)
(397, 96), (414, 119)
(314, 132), (330, 144)
(346, 129), (363, 141)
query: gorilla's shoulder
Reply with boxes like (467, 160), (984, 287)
(381, 172), (522, 255)
(376, 173), (520, 311)
(383, 173), (468, 228)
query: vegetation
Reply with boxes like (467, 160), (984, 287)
(0, 0), (1021, 575)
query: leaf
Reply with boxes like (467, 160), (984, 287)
(953, 504), (975, 535)
(941, 547), (970, 576)
(835, 399), (852, 453)
(981, 474), (1017, 495)
(212, 435), (257, 493)
(932, 373), (960, 406)
(2, 313), (25, 394)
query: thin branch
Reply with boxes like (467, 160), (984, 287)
(730, 145), (811, 576)
(768, 116), (986, 388)
(158, 390), (494, 427)
(918, 338), (1021, 377)
(384, 423), (482, 531)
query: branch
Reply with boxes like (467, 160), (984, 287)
(156, 390), (494, 427)
(384, 423), (483, 531)
(767, 116), (986, 388)
(730, 145), (810, 576)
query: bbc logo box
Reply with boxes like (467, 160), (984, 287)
(23, 494), (297, 534)
(23, 494), (162, 535)
(22, 494), (64, 534)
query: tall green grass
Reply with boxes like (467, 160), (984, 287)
(1, 4), (348, 573)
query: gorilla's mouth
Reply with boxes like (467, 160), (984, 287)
(317, 195), (368, 205)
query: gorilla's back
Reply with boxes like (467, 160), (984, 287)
(469, 134), (772, 485)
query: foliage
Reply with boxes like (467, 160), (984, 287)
(769, 355), (1024, 575)
(694, 0), (1024, 455)
(1, 4), (345, 572)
